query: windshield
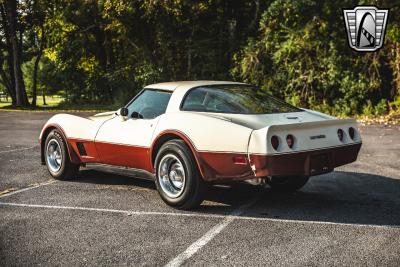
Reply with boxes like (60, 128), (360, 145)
(126, 89), (172, 119)
(181, 85), (302, 114)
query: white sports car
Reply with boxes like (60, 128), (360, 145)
(40, 81), (362, 209)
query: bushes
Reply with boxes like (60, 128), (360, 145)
(232, 0), (399, 117)
(4, 0), (398, 114)
(363, 99), (388, 117)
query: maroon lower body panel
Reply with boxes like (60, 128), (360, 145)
(94, 142), (152, 172)
(197, 152), (254, 181)
(250, 143), (362, 177)
(67, 138), (152, 172)
(65, 137), (361, 182)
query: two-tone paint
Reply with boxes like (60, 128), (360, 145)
(39, 81), (362, 182)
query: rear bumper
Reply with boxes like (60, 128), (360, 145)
(249, 143), (362, 177)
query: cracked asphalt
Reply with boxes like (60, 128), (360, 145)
(0, 111), (400, 266)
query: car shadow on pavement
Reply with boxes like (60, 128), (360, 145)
(74, 169), (400, 226)
(76, 168), (156, 190)
(201, 171), (400, 226)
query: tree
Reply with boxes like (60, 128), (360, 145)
(0, 2), (16, 105)
(4, 0), (29, 107)
(232, 0), (400, 116)
(0, 0), (397, 114)
(25, 0), (47, 107)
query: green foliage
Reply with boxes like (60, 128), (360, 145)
(363, 99), (388, 116)
(362, 100), (374, 116)
(34, 0), (265, 106)
(374, 99), (388, 115)
(233, 0), (400, 116)
(390, 96), (400, 111)
(2, 0), (399, 113)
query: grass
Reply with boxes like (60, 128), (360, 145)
(0, 95), (114, 112)
(0, 95), (62, 108)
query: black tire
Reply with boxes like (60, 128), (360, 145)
(267, 175), (309, 192)
(44, 130), (79, 180)
(155, 139), (205, 210)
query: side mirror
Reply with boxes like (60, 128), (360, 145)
(117, 107), (129, 121)
(119, 107), (129, 117)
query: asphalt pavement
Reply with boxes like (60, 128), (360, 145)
(0, 111), (400, 266)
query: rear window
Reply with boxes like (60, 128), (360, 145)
(181, 85), (302, 114)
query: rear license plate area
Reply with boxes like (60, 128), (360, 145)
(310, 153), (330, 175)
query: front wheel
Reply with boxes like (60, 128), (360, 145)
(155, 140), (205, 210)
(44, 130), (79, 180)
(267, 175), (310, 192)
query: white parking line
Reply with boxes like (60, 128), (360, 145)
(164, 198), (259, 267)
(0, 200), (398, 230)
(0, 180), (56, 199)
(0, 202), (134, 214)
(0, 145), (37, 154)
(0, 201), (258, 220)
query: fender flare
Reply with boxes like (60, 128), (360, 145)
(40, 123), (81, 165)
(150, 130), (206, 179)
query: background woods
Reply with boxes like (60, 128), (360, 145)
(0, 0), (399, 117)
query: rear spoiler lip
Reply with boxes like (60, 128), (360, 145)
(267, 118), (357, 131)
(252, 141), (362, 156)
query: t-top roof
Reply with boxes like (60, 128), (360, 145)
(144, 80), (247, 91)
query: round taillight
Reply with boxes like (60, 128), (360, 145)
(286, 134), (294, 149)
(337, 129), (344, 141)
(271, 135), (279, 150)
(349, 127), (355, 140)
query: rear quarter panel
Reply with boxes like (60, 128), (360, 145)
(153, 112), (254, 181)
(154, 112), (253, 153)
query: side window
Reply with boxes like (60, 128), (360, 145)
(181, 87), (242, 113)
(127, 89), (172, 119)
(181, 88), (207, 111)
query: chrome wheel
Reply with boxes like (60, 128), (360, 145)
(46, 139), (63, 173)
(158, 154), (186, 198)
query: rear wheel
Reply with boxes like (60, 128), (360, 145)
(44, 130), (79, 180)
(155, 140), (205, 210)
(267, 175), (309, 192)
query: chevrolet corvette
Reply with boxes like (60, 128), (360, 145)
(39, 81), (362, 209)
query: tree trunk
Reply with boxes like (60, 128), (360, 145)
(31, 53), (41, 107)
(6, 0), (29, 107)
(42, 87), (46, 106)
(32, 26), (45, 107)
(0, 54), (16, 105)
(0, 68), (16, 105)
(0, 3), (16, 105)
